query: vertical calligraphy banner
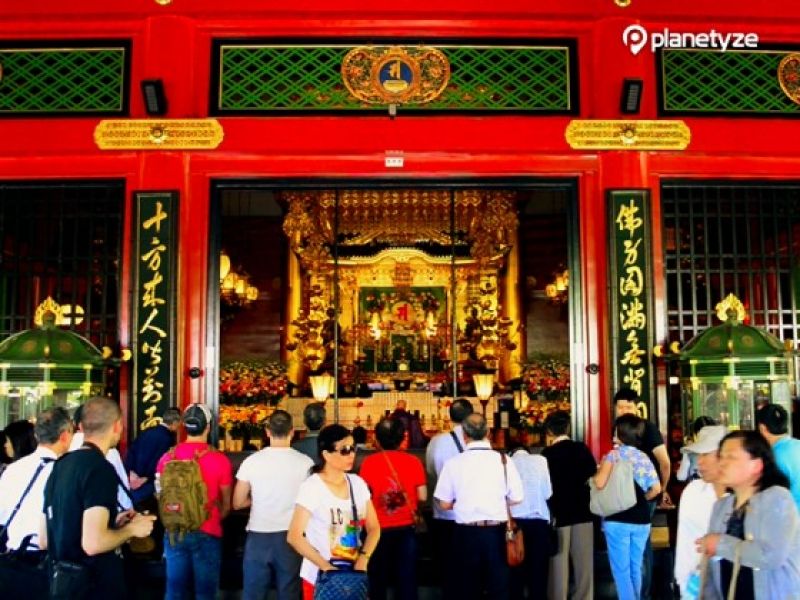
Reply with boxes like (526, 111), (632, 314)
(608, 190), (654, 420)
(132, 192), (178, 435)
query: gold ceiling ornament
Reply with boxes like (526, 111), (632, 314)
(777, 53), (800, 106)
(715, 294), (747, 323)
(565, 120), (691, 150)
(34, 297), (64, 326)
(614, 0), (632, 6)
(342, 46), (450, 105)
(283, 189), (518, 265)
(466, 194), (519, 266)
(94, 119), (223, 150)
(282, 193), (334, 269)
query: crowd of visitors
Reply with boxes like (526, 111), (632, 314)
(1, 387), (800, 600)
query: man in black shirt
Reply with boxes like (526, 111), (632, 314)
(613, 388), (672, 505)
(542, 410), (597, 600)
(614, 387), (672, 600)
(41, 397), (155, 599)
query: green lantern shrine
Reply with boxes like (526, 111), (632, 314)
(673, 294), (795, 434)
(0, 298), (112, 428)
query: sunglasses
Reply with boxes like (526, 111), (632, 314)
(328, 445), (356, 456)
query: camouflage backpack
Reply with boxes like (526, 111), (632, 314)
(158, 446), (210, 543)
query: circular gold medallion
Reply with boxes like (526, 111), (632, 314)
(778, 53), (800, 106)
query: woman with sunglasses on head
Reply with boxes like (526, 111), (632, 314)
(696, 430), (800, 600)
(288, 424), (381, 600)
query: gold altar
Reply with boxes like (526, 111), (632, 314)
(280, 189), (525, 389)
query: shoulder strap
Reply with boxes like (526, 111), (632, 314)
(112, 467), (135, 511)
(345, 475), (361, 550)
(2, 457), (54, 531)
(382, 451), (415, 520)
(500, 453), (514, 527)
(450, 431), (464, 453)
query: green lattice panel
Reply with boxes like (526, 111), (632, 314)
(217, 44), (573, 112)
(0, 46), (127, 114)
(661, 49), (800, 115)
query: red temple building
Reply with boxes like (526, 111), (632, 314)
(1, 0), (799, 459)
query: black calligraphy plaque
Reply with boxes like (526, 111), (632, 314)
(608, 190), (654, 420)
(132, 192), (178, 434)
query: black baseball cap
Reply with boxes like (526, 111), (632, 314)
(183, 403), (213, 435)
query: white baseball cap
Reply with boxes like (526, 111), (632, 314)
(682, 425), (727, 455)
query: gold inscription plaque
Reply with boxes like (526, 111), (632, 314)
(94, 119), (224, 150)
(565, 120), (690, 150)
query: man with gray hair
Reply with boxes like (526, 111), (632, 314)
(42, 397), (155, 600)
(292, 402), (326, 464)
(434, 413), (524, 599)
(233, 409), (313, 600)
(0, 407), (74, 597)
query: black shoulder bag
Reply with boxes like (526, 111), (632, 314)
(0, 457), (55, 599)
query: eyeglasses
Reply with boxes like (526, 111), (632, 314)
(329, 445), (356, 456)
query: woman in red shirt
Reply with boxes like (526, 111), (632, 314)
(359, 417), (427, 600)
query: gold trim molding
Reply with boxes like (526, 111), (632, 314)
(94, 119), (224, 150)
(281, 189), (519, 269)
(565, 120), (690, 150)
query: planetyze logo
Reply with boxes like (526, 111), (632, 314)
(622, 25), (759, 56)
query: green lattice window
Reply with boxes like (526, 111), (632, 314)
(213, 42), (575, 113)
(660, 49), (800, 115)
(0, 43), (129, 115)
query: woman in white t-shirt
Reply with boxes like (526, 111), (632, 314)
(288, 423), (381, 600)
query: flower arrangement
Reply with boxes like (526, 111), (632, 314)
(521, 358), (570, 400)
(518, 399), (571, 434)
(219, 361), (288, 406)
(419, 291), (441, 313)
(219, 403), (274, 439)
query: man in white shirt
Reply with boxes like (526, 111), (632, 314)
(233, 409), (313, 600)
(434, 412), (524, 600)
(674, 425), (727, 597)
(0, 407), (73, 596)
(424, 397), (472, 600)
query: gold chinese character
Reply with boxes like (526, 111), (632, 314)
(620, 297), (646, 330)
(621, 342), (646, 366)
(141, 340), (163, 365)
(139, 308), (167, 338)
(142, 240), (166, 271)
(142, 272), (165, 308)
(616, 199), (643, 236)
(140, 406), (161, 430)
(143, 201), (167, 232)
(622, 238), (642, 267)
(623, 367), (645, 395)
(619, 266), (644, 297)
